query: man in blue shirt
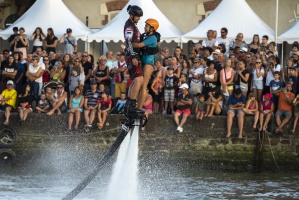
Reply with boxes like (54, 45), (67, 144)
(226, 88), (246, 139)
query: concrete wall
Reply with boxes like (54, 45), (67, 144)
(4, 113), (299, 172)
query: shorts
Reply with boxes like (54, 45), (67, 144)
(235, 84), (248, 92)
(252, 80), (263, 89)
(115, 82), (126, 98)
(176, 109), (191, 117)
(0, 104), (14, 111)
(227, 109), (244, 116)
(126, 57), (142, 80)
(164, 89), (174, 102)
(153, 92), (162, 103)
(275, 110), (292, 118)
(226, 85), (234, 91)
(196, 110), (206, 115)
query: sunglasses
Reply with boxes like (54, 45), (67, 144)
(217, 47), (222, 49)
(256, 62), (261, 64)
(246, 56), (251, 58)
(82, 55), (88, 57)
(116, 54), (120, 56)
(44, 59), (49, 61)
(57, 87), (63, 89)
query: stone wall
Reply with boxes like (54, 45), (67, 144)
(2, 113), (299, 172)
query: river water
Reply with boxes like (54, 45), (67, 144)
(1, 161), (299, 200)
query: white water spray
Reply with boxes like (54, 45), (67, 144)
(105, 120), (140, 200)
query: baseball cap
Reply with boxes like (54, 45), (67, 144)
(103, 90), (110, 95)
(66, 28), (72, 33)
(264, 93), (272, 99)
(90, 79), (97, 84)
(179, 83), (189, 89)
(7, 80), (14, 85)
(213, 49), (221, 55)
(240, 47), (248, 53)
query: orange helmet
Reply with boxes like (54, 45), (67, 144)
(145, 18), (159, 31)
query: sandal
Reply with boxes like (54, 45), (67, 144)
(3, 121), (9, 126)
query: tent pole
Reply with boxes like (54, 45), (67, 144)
(281, 42), (284, 68)
(275, 0), (279, 44)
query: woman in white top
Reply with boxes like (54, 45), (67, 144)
(251, 58), (264, 102)
(30, 27), (45, 53)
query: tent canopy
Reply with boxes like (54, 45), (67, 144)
(88, 0), (183, 43)
(278, 20), (299, 44)
(181, 0), (275, 43)
(0, 0), (92, 41)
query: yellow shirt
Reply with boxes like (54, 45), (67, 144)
(1, 89), (17, 108)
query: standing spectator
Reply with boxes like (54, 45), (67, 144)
(231, 33), (248, 49)
(202, 29), (218, 48)
(242, 92), (259, 129)
(287, 68), (298, 94)
(0, 80), (17, 125)
(69, 64), (84, 95)
(49, 51), (62, 69)
(173, 46), (187, 61)
(106, 51), (115, 101)
(291, 94), (299, 134)
(226, 88), (246, 139)
(281, 58), (296, 85)
(141, 88), (153, 131)
(42, 56), (51, 86)
(265, 55), (281, 94)
(269, 71), (284, 111)
(1, 55), (17, 91)
(45, 28), (58, 54)
(80, 52), (93, 92)
(174, 83), (192, 133)
(216, 27), (233, 57)
(275, 83), (295, 134)
(251, 58), (264, 102)
(47, 82), (68, 115)
(17, 84), (33, 125)
(189, 57), (204, 97)
(259, 93), (274, 132)
(260, 35), (269, 50)
(220, 58), (235, 97)
(14, 27), (28, 59)
(8, 27), (18, 52)
(111, 52), (127, 103)
(68, 86), (84, 131)
(30, 27), (45, 53)
(92, 56), (110, 89)
(97, 90), (112, 129)
(163, 66), (177, 114)
(13, 52), (26, 94)
(84, 79), (100, 128)
(151, 70), (163, 114)
(248, 34), (260, 54)
(60, 28), (77, 55)
(234, 60), (250, 97)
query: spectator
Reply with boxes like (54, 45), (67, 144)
(30, 27), (45, 53)
(17, 84), (33, 125)
(174, 83), (192, 133)
(47, 82), (68, 115)
(234, 60), (250, 97)
(69, 63), (84, 95)
(163, 66), (177, 114)
(265, 55), (281, 94)
(189, 57), (204, 98)
(50, 60), (66, 83)
(84, 79), (100, 128)
(282, 58), (296, 85)
(1, 55), (17, 92)
(268, 42), (278, 57)
(173, 46), (187, 61)
(151, 70), (163, 114)
(14, 27), (28, 59)
(111, 52), (127, 102)
(110, 92), (126, 114)
(8, 27), (18, 52)
(216, 27), (233, 57)
(181, 58), (191, 78)
(13, 52), (26, 94)
(202, 29), (218, 48)
(0, 80), (17, 125)
(195, 94), (206, 121)
(60, 28), (77, 55)
(248, 34), (260, 54)
(45, 28), (58, 54)
(226, 88), (246, 139)
(92, 56), (110, 89)
(202, 60), (218, 100)
(269, 71), (283, 111)
(260, 35), (269, 50)
(62, 54), (72, 86)
(81, 52), (93, 92)
(251, 58), (264, 102)
(141, 88), (153, 132)
(259, 93), (274, 132)
(35, 93), (50, 113)
(220, 58), (235, 96)
(275, 83), (295, 134)
(242, 92), (259, 129)
(291, 94), (299, 134)
(42, 56), (51, 86)
(97, 90), (112, 129)
(231, 33), (248, 49)
(68, 86), (84, 131)
(287, 68), (298, 94)
(205, 87), (223, 117)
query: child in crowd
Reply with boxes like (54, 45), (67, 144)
(18, 84), (33, 125)
(109, 92), (126, 114)
(288, 68), (298, 94)
(270, 71), (283, 111)
(163, 66), (177, 114)
(242, 92), (259, 129)
(36, 93), (50, 113)
(97, 90), (112, 129)
(291, 94), (299, 134)
(259, 93), (274, 132)
(151, 70), (163, 114)
(177, 73), (187, 96)
(195, 94), (206, 121)
(141, 88), (153, 131)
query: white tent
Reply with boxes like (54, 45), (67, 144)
(0, 0), (92, 41)
(87, 0), (183, 43)
(181, 0), (275, 43)
(278, 21), (299, 44)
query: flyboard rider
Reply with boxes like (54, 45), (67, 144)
(123, 5), (160, 124)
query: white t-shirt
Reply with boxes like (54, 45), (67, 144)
(189, 66), (205, 86)
(252, 68), (265, 81)
(266, 64), (281, 86)
(32, 35), (43, 47)
(28, 63), (43, 83)
(216, 37), (233, 56)
(202, 38), (218, 47)
(112, 60), (127, 84)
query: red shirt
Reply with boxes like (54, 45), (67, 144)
(99, 98), (112, 110)
(277, 92), (295, 111)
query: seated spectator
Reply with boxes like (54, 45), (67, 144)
(269, 71), (283, 112)
(287, 68), (298, 95)
(259, 93), (274, 132)
(195, 94), (206, 121)
(275, 83), (295, 134)
(109, 92), (126, 114)
(151, 70), (163, 114)
(0, 80), (17, 125)
(84, 79), (101, 128)
(174, 83), (192, 133)
(141, 88), (153, 132)
(226, 88), (246, 139)
(18, 84), (33, 125)
(291, 94), (299, 134)
(242, 92), (259, 129)
(97, 90), (112, 129)
(47, 82), (68, 115)
(68, 86), (84, 131)
(50, 60), (66, 82)
(36, 93), (50, 113)
(205, 88), (223, 117)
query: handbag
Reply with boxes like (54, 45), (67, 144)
(189, 80), (201, 96)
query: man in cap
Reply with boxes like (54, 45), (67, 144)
(173, 83), (192, 133)
(0, 80), (17, 125)
(8, 27), (18, 52)
(59, 28), (77, 55)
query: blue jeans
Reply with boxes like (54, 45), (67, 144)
(28, 80), (39, 102)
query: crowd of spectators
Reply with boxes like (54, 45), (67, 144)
(0, 26), (299, 136)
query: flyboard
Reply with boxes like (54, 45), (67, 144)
(62, 116), (147, 200)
